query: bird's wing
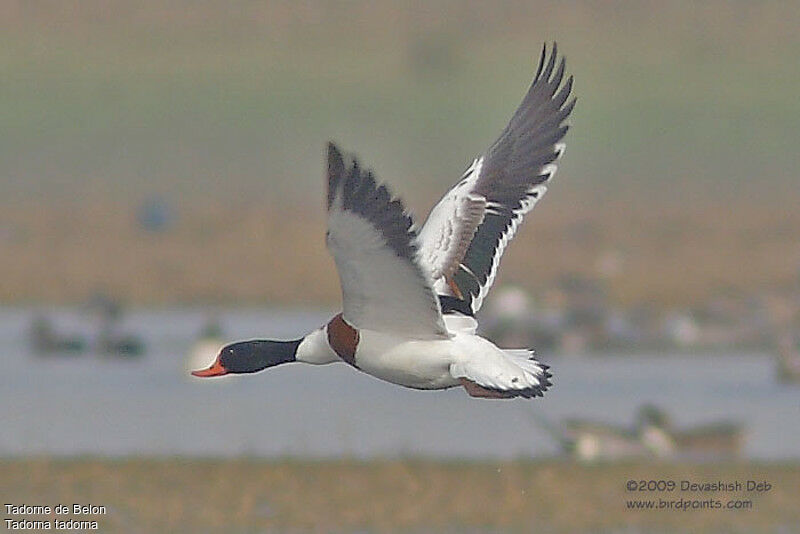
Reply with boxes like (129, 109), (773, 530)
(416, 170), (487, 282)
(326, 142), (448, 339)
(418, 42), (575, 313)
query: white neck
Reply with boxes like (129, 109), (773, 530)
(295, 328), (339, 365)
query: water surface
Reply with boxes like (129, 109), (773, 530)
(1, 307), (798, 459)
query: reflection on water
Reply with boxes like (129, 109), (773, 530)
(1, 307), (798, 459)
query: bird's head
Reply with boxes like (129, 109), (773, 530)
(191, 339), (301, 377)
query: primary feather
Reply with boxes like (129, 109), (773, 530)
(418, 42), (575, 313)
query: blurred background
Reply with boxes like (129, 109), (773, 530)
(1, 1), (799, 532)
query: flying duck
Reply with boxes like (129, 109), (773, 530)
(193, 43), (575, 399)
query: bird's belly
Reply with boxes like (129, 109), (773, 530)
(354, 333), (457, 390)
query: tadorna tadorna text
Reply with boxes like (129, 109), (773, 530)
(193, 43), (575, 399)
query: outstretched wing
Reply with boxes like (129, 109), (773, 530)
(326, 142), (448, 339)
(418, 42), (575, 313)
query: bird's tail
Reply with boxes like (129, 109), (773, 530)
(502, 349), (553, 398)
(453, 348), (552, 399)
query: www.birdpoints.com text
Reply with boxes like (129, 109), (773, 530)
(623, 479), (773, 512)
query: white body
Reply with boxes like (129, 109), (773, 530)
(355, 330), (498, 390)
(297, 316), (548, 394)
(351, 331), (462, 390)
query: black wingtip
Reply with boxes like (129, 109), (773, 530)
(534, 41), (563, 84)
(534, 42), (547, 80)
(327, 141), (342, 164)
(326, 144), (419, 262)
(327, 141), (346, 209)
(541, 42), (558, 83)
(329, 141), (346, 168)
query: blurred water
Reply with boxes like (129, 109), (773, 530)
(1, 307), (798, 459)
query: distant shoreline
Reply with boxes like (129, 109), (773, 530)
(2, 193), (798, 310)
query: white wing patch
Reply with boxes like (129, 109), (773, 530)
(327, 210), (446, 338)
(417, 159), (487, 281)
(326, 143), (448, 340)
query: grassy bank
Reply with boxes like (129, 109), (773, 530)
(1, 458), (798, 533)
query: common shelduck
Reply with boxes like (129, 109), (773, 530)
(193, 43), (575, 399)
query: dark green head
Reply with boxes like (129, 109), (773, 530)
(191, 339), (301, 377)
